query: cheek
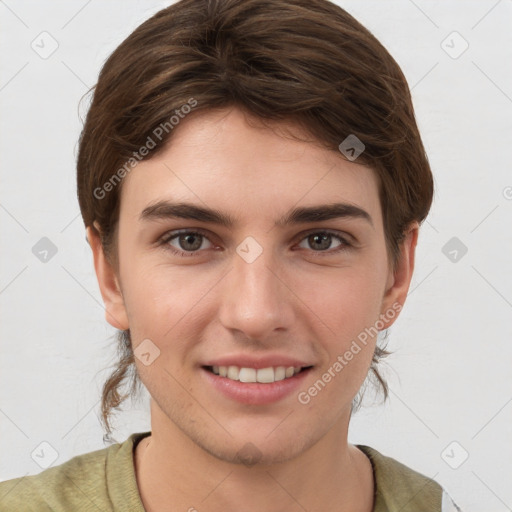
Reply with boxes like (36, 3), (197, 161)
(123, 270), (205, 391)
(297, 275), (383, 409)
(305, 265), (386, 342)
(120, 261), (215, 350)
(296, 265), (386, 398)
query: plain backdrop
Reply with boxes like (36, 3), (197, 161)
(1, 1), (511, 510)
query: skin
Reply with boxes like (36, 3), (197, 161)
(88, 107), (418, 512)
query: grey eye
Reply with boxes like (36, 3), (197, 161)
(298, 233), (343, 251)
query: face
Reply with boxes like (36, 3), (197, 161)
(90, 107), (416, 465)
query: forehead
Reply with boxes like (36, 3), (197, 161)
(119, 108), (382, 226)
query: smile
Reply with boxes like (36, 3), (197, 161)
(205, 365), (311, 383)
(201, 364), (313, 405)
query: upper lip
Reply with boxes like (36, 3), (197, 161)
(202, 354), (314, 370)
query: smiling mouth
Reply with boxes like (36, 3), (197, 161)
(203, 365), (313, 383)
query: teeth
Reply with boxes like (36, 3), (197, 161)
(274, 366), (286, 381)
(210, 365), (304, 383)
(239, 367), (256, 382)
(227, 366), (239, 380)
(255, 367), (273, 383)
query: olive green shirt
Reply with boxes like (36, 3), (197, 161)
(0, 432), (459, 511)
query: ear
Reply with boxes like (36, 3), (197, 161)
(379, 222), (419, 329)
(86, 223), (129, 330)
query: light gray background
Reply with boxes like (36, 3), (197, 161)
(1, 1), (511, 510)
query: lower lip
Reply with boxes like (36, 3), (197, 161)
(200, 367), (312, 405)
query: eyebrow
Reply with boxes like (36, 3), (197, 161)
(139, 201), (373, 227)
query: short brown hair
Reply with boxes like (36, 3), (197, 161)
(77, 0), (433, 435)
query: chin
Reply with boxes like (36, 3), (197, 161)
(193, 427), (318, 467)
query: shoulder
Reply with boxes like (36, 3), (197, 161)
(0, 444), (113, 511)
(0, 432), (148, 512)
(357, 444), (444, 512)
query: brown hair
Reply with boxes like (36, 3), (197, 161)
(77, 0), (433, 435)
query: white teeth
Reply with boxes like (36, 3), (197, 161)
(210, 365), (305, 383)
(227, 366), (239, 380)
(239, 367), (256, 382)
(256, 367), (274, 383)
(274, 366), (286, 381)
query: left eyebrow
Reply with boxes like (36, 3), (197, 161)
(277, 203), (373, 227)
(139, 201), (373, 227)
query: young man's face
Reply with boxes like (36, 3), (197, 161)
(90, 107), (416, 465)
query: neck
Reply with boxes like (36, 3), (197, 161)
(134, 403), (374, 512)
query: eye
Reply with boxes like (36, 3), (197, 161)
(158, 228), (353, 258)
(160, 230), (213, 255)
(296, 231), (351, 253)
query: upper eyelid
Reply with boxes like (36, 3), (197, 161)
(160, 228), (214, 243)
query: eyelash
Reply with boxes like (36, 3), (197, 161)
(158, 228), (353, 257)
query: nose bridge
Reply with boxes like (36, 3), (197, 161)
(219, 237), (293, 338)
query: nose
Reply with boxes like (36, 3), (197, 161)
(218, 242), (295, 343)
